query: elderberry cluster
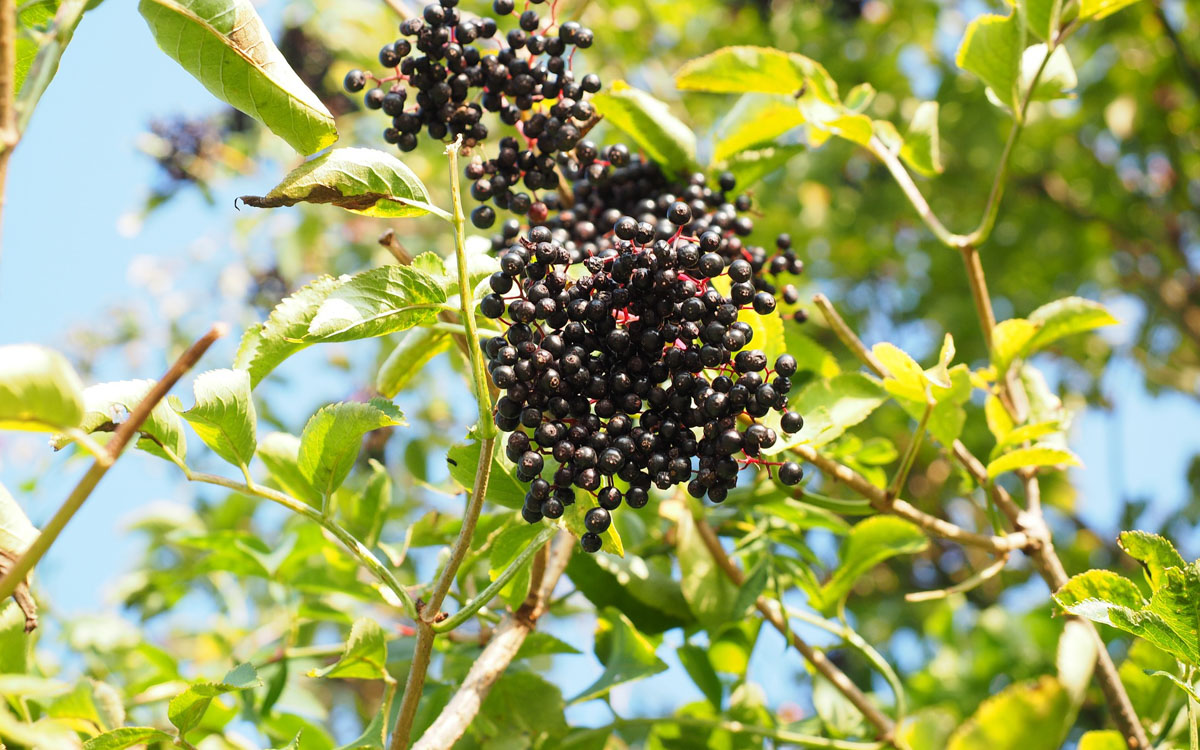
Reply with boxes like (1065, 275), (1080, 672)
(480, 204), (806, 553)
(342, 0), (599, 154)
(482, 156), (810, 323)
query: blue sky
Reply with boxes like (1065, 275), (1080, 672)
(1, 0), (1199, 738)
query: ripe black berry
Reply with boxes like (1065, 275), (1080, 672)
(778, 462), (803, 485)
(584, 507), (610, 533)
(580, 532), (602, 553)
(344, 69), (367, 92)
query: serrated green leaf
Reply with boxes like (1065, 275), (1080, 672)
(138, 0), (336, 154)
(563, 489), (624, 557)
(257, 431), (319, 506)
(447, 432), (526, 510)
(1054, 569), (1146, 610)
(235, 275), (344, 387)
(986, 445), (1081, 478)
(1146, 670), (1200, 702)
(992, 317), (1038, 373)
(0, 481), (37, 559)
(1076, 731), (1126, 750)
(1079, 0), (1144, 20)
(592, 80), (696, 174)
(180, 369), (256, 469)
(299, 399), (405, 501)
(83, 727), (175, 750)
(947, 677), (1073, 750)
(676, 45), (837, 99)
(1119, 531), (1186, 591)
(713, 143), (807, 188)
(956, 11), (1025, 114)
(68, 380), (187, 465)
(1023, 0), (1062, 40)
(572, 607), (667, 703)
(310, 618), (390, 680)
(14, 1), (59, 96)
(677, 644), (723, 709)
(767, 373), (886, 454)
(900, 101), (943, 176)
(711, 93), (806, 163)
(168, 663), (261, 737)
(676, 507), (738, 628)
(376, 327), (452, 398)
(239, 148), (438, 217)
(489, 523), (543, 609)
(303, 265), (446, 343)
(992, 419), (1061, 455)
(1026, 296), (1117, 353)
(0, 344), (84, 432)
(873, 342), (928, 402)
(48, 678), (124, 734)
(813, 516), (929, 615)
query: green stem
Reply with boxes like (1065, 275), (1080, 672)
(796, 491), (874, 516)
(785, 606), (907, 720)
(888, 401), (932, 499)
(429, 320), (504, 338)
(188, 472), (417, 620)
(433, 525), (556, 633)
(445, 138), (496, 440)
(607, 716), (885, 749)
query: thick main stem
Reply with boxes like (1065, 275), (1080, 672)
(0, 326), (224, 605)
(389, 139), (501, 750)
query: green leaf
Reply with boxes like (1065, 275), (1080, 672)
(348, 460), (391, 548)
(873, 341), (929, 402)
(514, 631), (582, 659)
(1054, 569), (1146, 611)
(986, 445), (1081, 478)
(572, 607), (668, 703)
(1025, 296), (1117, 354)
(309, 618), (390, 680)
(258, 432), (319, 506)
(298, 399), (406, 501)
(235, 275), (344, 387)
(814, 675), (868, 736)
(303, 265), (447, 343)
(1024, 0), (1062, 40)
(947, 677), (1073, 750)
(843, 82), (875, 112)
(813, 516), (929, 615)
(0, 344), (84, 432)
(900, 101), (943, 176)
(992, 419), (1061, 455)
(83, 727), (175, 750)
(1022, 44), (1077, 102)
(179, 369), (256, 469)
(897, 708), (958, 750)
(336, 682), (394, 749)
(69, 380), (188, 465)
(992, 318), (1038, 372)
(1079, 0), (1144, 20)
(376, 327), (452, 398)
(731, 558), (769, 618)
(565, 552), (694, 635)
(238, 148), (438, 218)
(711, 94), (806, 163)
(1119, 530), (1186, 590)
(138, 0), (336, 155)
(897, 364), (971, 447)
(477, 671), (569, 747)
(767, 373), (886, 454)
(676, 45), (836, 98)
(489, 523), (543, 609)
(713, 143), (807, 188)
(563, 489), (624, 557)
(677, 644), (722, 709)
(14, 1), (59, 96)
(168, 663), (261, 738)
(48, 678), (124, 733)
(956, 11), (1025, 114)
(447, 431), (527, 510)
(0, 481), (37, 558)
(676, 507), (739, 628)
(1077, 731), (1129, 750)
(592, 80), (696, 174)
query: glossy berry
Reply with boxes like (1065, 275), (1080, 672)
(580, 532), (602, 553)
(584, 507), (611, 533)
(778, 462), (803, 486)
(344, 69), (367, 92)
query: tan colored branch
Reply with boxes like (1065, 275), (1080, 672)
(693, 516), (895, 742)
(410, 533), (574, 750)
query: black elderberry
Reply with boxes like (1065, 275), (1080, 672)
(344, 69), (367, 92)
(778, 462), (803, 486)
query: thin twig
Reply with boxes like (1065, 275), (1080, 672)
(692, 515), (896, 741)
(959, 245), (996, 351)
(905, 554), (1008, 602)
(812, 294), (888, 375)
(411, 533), (574, 750)
(189, 473), (417, 618)
(0, 326), (225, 608)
